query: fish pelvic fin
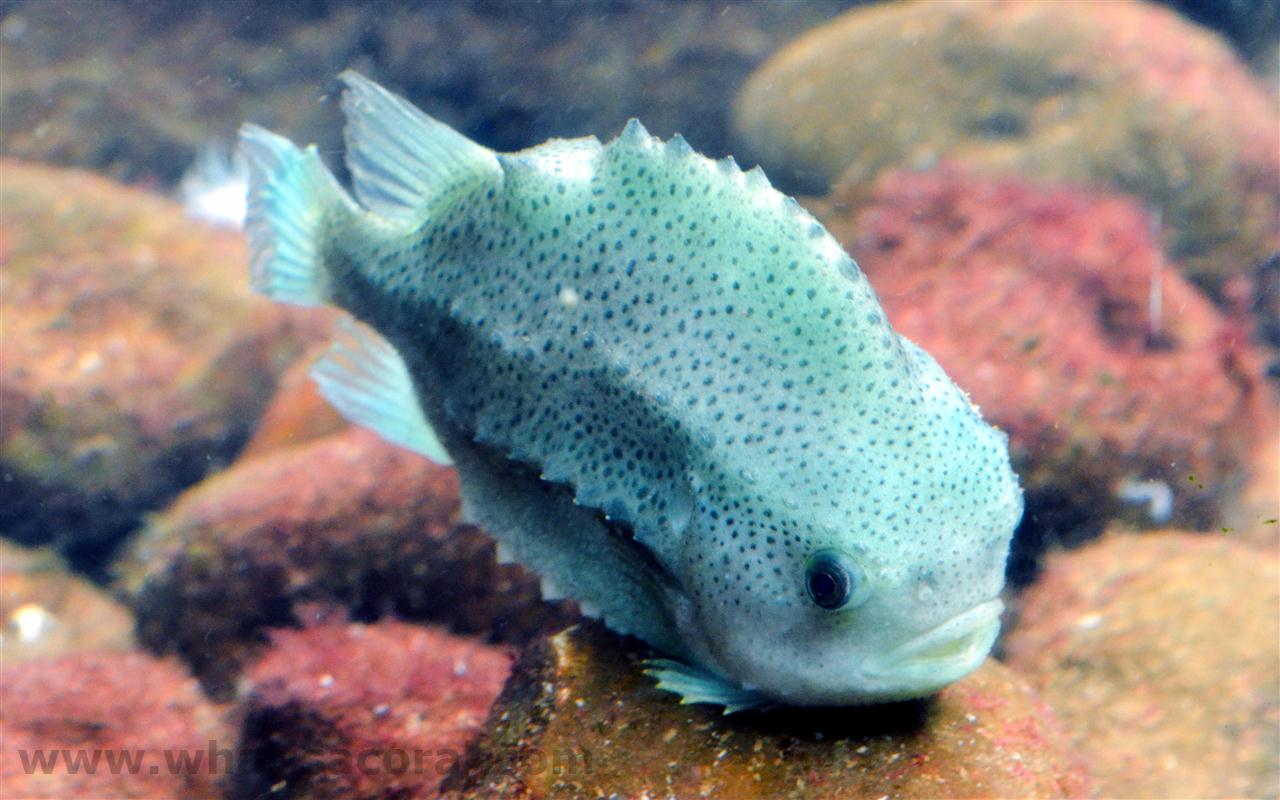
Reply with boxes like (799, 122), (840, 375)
(644, 658), (776, 715)
(238, 124), (357, 306)
(339, 70), (501, 224)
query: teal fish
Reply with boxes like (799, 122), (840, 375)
(238, 71), (1022, 712)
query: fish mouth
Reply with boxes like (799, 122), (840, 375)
(862, 599), (1003, 687)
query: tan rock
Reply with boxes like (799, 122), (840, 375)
(1005, 531), (1280, 798)
(734, 0), (1279, 286)
(0, 541), (135, 661)
(237, 344), (347, 461)
(445, 622), (1088, 799)
(0, 159), (327, 567)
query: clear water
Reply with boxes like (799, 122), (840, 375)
(1, 2), (1276, 797)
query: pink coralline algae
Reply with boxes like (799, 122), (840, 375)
(232, 617), (512, 800)
(816, 165), (1276, 539)
(121, 426), (577, 699)
(0, 652), (231, 799)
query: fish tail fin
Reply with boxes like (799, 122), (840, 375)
(237, 123), (356, 306)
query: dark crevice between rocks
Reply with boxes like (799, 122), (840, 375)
(1006, 484), (1110, 590)
(132, 562), (299, 703)
(0, 429), (253, 581)
(228, 701), (353, 800)
(1252, 250), (1280, 385)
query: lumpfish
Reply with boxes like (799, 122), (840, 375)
(238, 71), (1023, 712)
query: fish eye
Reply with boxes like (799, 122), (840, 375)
(804, 549), (865, 611)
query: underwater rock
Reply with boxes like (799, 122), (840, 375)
(1223, 428), (1280, 549)
(120, 426), (577, 700)
(0, 1), (847, 186)
(813, 165), (1276, 570)
(734, 0), (1280, 288)
(442, 622), (1088, 799)
(0, 651), (231, 799)
(1004, 531), (1280, 799)
(1155, 0), (1280, 65)
(0, 159), (327, 571)
(1254, 251), (1280, 382)
(230, 618), (510, 800)
(0, 541), (136, 662)
(236, 344), (347, 461)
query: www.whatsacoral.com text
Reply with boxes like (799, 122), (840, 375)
(13, 742), (592, 778)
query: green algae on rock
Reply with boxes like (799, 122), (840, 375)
(734, 0), (1280, 288)
(442, 622), (1088, 799)
(120, 426), (576, 700)
(1004, 531), (1280, 798)
(0, 159), (327, 570)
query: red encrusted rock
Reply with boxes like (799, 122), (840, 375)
(1004, 531), (1280, 798)
(119, 426), (577, 699)
(0, 652), (231, 799)
(443, 622), (1089, 799)
(0, 159), (327, 569)
(815, 165), (1276, 543)
(231, 618), (511, 800)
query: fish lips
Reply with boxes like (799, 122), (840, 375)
(861, 598), (1003, 689)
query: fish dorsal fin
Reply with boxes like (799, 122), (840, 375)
(509, 135), (602, 181)
(606, 120), (794, 216)
(311, 316), (452, 465)
(339, 70), (500, 223)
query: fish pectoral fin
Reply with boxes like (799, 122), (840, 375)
(643, 658), (775, 715)
(339, 70), (501, 223)
(311, 316), (452, 465)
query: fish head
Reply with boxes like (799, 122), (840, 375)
(676, 344), (1022, 707)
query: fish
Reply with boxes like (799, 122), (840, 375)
(237, 71), (1023, 712)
